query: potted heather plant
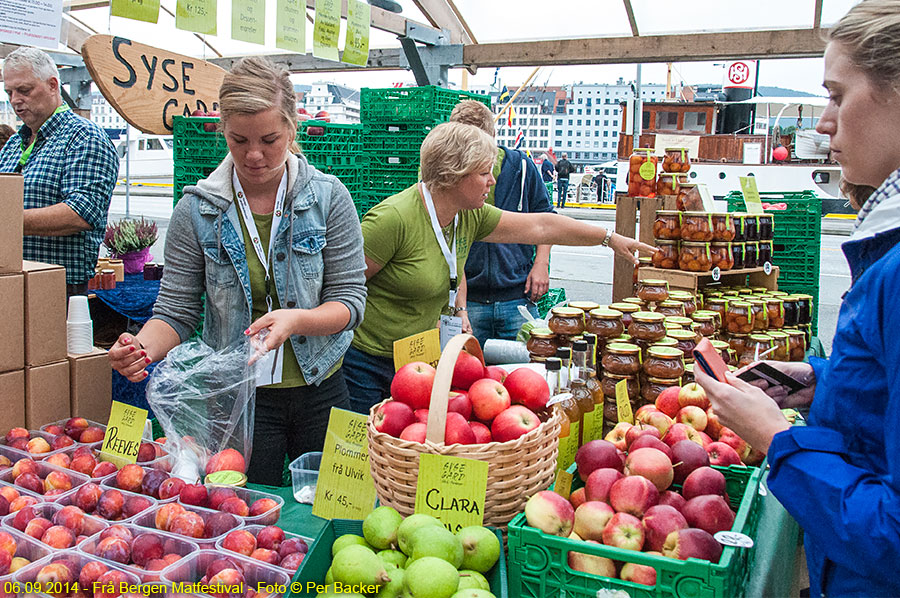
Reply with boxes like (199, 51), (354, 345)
(103, 217), (159, 274)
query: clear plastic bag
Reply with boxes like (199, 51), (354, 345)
(146, 332), (268, 482)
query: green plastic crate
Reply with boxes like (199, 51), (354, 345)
(363, 123), (434, 154)
(361, 86), (490, 123)
(536, 287), (567, 318)
(173, 162), (217, 205)
(173, 116), (229, 166)
(354, 194), (382, 221)
(771, 243), (821, 287)
(298, 120), (362, 156)
(725, 191), (822, 245)
(779, 282), (820, 336)
(290, 518), (508, 597)
(507, 464), (763, 598)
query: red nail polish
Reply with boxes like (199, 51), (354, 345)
(140, 351), (147, 357)
(145, 357), (151, 364)
(143, 371), (148, 378)
(129, 346), (135, 353)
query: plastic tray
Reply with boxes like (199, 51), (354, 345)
(0, 459), (91, 501)
(162, 549), (291, 595)
(177, 484), (284, 526)
(2, 501), (109, 548)
(12, 549), (141, 597)
(0, 430), (75, 462)
(215, 523), (314, 573)
(130, 502), (243, 548)
(290, 518), (508, 597)
(39, 419), (108, 445)
(58, 442), (174, 483)
(77, 522), (200, 582)
(0, 528), (53, 598)
(55, 484), (158, 523)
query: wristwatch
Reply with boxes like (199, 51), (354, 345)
(601, 228), (614, 247)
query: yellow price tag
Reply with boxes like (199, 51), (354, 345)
(393, 329), (441, 372)
(312, 0), (341, 61)
(99, 401), (148, 469)
(739, 176), (765, 214)
(553, 469), (574, 500)
(415, 454), (488, 533)
(639, 161), (656, 181)
(341, 0), (370, 66)
(616, 380), (634, 424)
(312, 408), (377, 520)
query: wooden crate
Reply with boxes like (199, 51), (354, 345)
(613, 195), (676, 301)
(637, 265), (780, 296)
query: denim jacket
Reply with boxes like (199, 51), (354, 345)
(151, 153), (367, 386)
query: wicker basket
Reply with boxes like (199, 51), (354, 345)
(367, 334), (562, 531)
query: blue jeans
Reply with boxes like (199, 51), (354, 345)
(341, 345), (396, 415)
(557, 178), (569, 208)
(468, 298), (539, 348)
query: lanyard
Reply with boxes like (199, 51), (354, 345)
(233, 169), (288, 313)
(420, 182), (459, 299)
(19, 104), (69, 167)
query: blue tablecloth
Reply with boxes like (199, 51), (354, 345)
(93, 273), (160, 323)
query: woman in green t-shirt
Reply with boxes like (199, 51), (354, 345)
(343, 122), (655, 413)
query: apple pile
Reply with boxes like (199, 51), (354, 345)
(148, 503), (240, 540)
(17, 554), (143, 598)
(176, 484), (280, 525)
(11, 504), (106, 549)
(219, 526), (309, 572)
(78, 524), (192, 578)
(374, 354), (551, 445)
(318, 506), (501, 598)
(68, 484), (154, 522)
(6, 458), (81, 497)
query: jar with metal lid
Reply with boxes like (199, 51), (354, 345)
(662, 147), (691, 173)
(768, 331), (790, 361)
(727, 333), (750, 357)
(601, 372), (640, 400)
(710, 339), (732, 365)
(526, 328), (558, 358)
(731, 242), (746, 269)
(652, 240), (679, 269)
(746, 300), (768, 331)
(694, 309), (722, 334)
(739, 334), (774, 367)
(653, 210), (682, 240)
(743, 214), (760, 242)
(656, 300), (686, 318)
(782, 296), (800, 327)
(704, 299), (728, 331)
(758, 214), (774, 240)
(549, 306), (585, 336)
(751, 286), (769, 294)
(664, 321), (683, 334)
(794, 294), (814, 325)
(628, 148), (658, 197)
(665, 316), (693, 330)
(722, 289), (740, 298)
(644, 346), (686, 379)
(668, 329), (698, 362)
(681, 212), (714, 242)
(628, 311), (667, 342)
(766, 298), (785, 329)
(569, 300), (600, 314)
(786, 329), (806, 361)
(586, 308), (625, 339)
(758, 240), (773, 266)
(711, 213), (736, 242)
(652, 337), (678, 350)
(682, 363), (695, 384)
(679, 241), (712, 272)
(637, 279), (669, 303)
(743, 241), (759, 268)
(656, 173), (681, 197)
(609, 302), (639, 329)
(725, 301), (753, 334)
(710, 242), (735, 271)
(668, 291), (697, 316)
(676, 183), (701, 211)
(601, 342), (642, 375)
(642, 377), (682, 405)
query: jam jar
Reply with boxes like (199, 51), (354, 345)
(628, 148), (658, 197)
(652, 337), (679, 351)
(726, 301), (753, 334)
(653, 210), (682, 240)
(635, 256), (653, 289)
(668, 329), (698, 362)
(601, 372), (639, 400)
(782, 296), (800, 328)
(731, 242), (746, 269)
(682, 363), (695, 384)
(786, 329), (807, 361)
(758, 240), (773, 266)
(768, 331), (790, 361)
(799, 323), (812, 347)
(794, 294), (813, 325)
(527, 328), (558, 358)
(642, 377), (682, 405)
(692, 312), (717, 338)
(549, 307), (585, 336)
(743, 214), (760, 242)
(601, 343), (642, 375)
(679, 242), (712, 272)
(676, 183), (700, 211)
(766, 298), (785, 329)
(656, 173), (681, 197)
(758, 214), (774, 240)
(694, 309), (722, 333)
(733, 214), (747, 243)
(656, 301), (686, 318)
(609, 302), (640, 329)
(681, 212), (714, 242)
(569, 301), (600, 314)
(628, 312), (667, 342)
(665, 316), (693, 330)
(739, 334), (774, 366)
(637, 279), (669, 303)
(711, 213), (736, 242)
(664, 321), (683, 334)
(743, 241), (759, 268)
(652, 240), (680, 269)
(705, 299), (728, 331)
(586, 308), (625, 340)
(662, 147), (691, 173)
(728, 333), (750, 357)
(710, 242), (735, 271)
(668, 291), (697, 317)
(710, 339), (732, 365)
(644, 346), (685, 379)
(746, 300), (769, 331)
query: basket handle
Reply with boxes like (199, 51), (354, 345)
(425, 333), (485, 444)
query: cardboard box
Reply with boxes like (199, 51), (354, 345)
(25, 360), (69, 429)
(0, 174), (23, 275)
(0, 273), (23, 373)
(68, 348), (112, 424)
(0, 370), (25, 432)
(23, 260), (67, 367)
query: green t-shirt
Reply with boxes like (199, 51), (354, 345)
(354, 184), (504, 357)
(486, 147), (505, 206)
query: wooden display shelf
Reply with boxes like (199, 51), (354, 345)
(639, 265), (780, 295)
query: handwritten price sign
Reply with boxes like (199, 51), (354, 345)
(99, 401), (148, 469)
(312, 408), (377, 520)
(415, 454), (488, 533)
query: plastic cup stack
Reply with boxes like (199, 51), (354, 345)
(66, 295), (94, 354)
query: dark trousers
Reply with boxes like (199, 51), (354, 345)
(67, 282), (89, 297)
(247, 369), (351, 486)
(341, 345), (395, 415)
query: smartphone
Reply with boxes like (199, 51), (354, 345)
(737, 361), (810, 393)
(692, 338), (729, 383)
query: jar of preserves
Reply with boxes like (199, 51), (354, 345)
(725, 301), (753, 334)
(668, 329), (698, 362)
(526, 328), (558, 358)
(601, 342), (642, 375)
(101, 269), (116, 290)
(634, 256), (653, 289)
(656, 173), (681, 197)
(664, 320), (683, 334)
(681, 212), (714, 242)
(694, 309), (722, 334)
(782, 296), (800, 328)
(710, 339), (732, 365)
(569, 301), (600, 314)
(601, 373), (640, 400)
(766, 298), (785, 329)
(665, 316), (693, 329)
(644, 346), (686, 379)
(656, 300), (686, 318)
(637, 279), (669, 303)
(794, 294), (814, 325)
(628, 148), (658, 197)
(743, 215), (760, 242)
(652, 337), (679, 350)
(722, 289), (740, 298)
(727, 333), (750, 357)
(623, 297), (645, 306)
(759, 240), (773, 266)
(586, 308), (625, 339)
(704, 299), (728, 331)
(730, 242), (746, 269)
(549, 306), (585, 336)
(651, 240), (680, 269)
(758, 214), (774, 240)
(691, 312), (717, 338)
(609, 302), (640, 329)
(752, 286), (769, 294)
(668, 291), (697, 317)
(739, 334), (774, 367)
(744, 241), (759, 268)
(768, 331), (790, 361)
(628, 311), (667, 342)
(733, 214), (747, 243)
(679, 241), (712, 272)
(653, 210), (682, 240)
(799, 323), (812, 347)
(676, 183), (702, 211)
(786, 329), (806, 361)
(682, 363), (695, 384)
(711, 213), (736, 242)
(642, 377), (682, 404)
(746, 300), (768, 331)
(710, 242), (735, 271)
(663, 147), (691, 173)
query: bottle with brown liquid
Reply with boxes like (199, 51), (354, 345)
(570, 339), (595, 448)
(582, 333), (604, 444)
(550, 349), (581, 472)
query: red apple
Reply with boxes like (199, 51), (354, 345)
(446, 391), (472, 420)
(584, 468), (624, 504)
(398, 423), (426, 443)
(706, 442), (742, 467)
(718, 427), (752, 462)
(641, 504), (688, 552)
(601, 512), (644, 551)
(575, 440), (625, 481)
(628, 435), (673, 461)
(705, 408), (724, 439)
(491, 405), (540, 443)
(624, 448), (674, 492)
(644, 411), (674, 437)
(625, 424), (660, 449)
(484, 366), (507, 383)
(503, 367), (550, 411)
(696, 430), (714, 448)
(676, 406), (708, 432)
(683, 494), (736, 535)
(681, 466), (727, 500)
(671, 439), (710, 485)
(569, 487), (586, 510)
(469, 422), (492, 444)
(609, 475), (659, 518)
(372, 401), (415, 438)
(658, 490), (687, 513)
(620, 557), (658, 586)
(444, 412), (476, 445)
(678, 383), (710, 410)
(452, 351), (485, 391)
(524, 490), (575, 536)
(603, 422), (632, 452)
(573, 501), (615, 541)
(654, 386), (681, 418)
(662, 423), (703, 448)
(662, 528), (722, 563)
(634, 404), (659, 422)
(468, 378), (511, 422)
(390, 362), (436, 410)
(413, 409), (429, 423)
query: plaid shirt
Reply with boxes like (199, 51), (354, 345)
(0, 109), (119, 284)
(856, 167), (900, 230)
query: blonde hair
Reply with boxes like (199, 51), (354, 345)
(449, 100), (496, 137)
(420, 122), (496, 191)
(829, 0), (900, 94)
(219, 57), (300, 153)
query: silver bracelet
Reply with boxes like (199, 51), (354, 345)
(601, 228), (614, 247)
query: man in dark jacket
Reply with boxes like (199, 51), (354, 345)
(450, 101), (554, 346)
(555, 153), (575, 208)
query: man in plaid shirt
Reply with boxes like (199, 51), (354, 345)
(0, 47), (118, 295)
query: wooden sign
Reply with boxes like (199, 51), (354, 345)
(312, 407), (377, 520)
(81, 35), (226, 135)
(415, 454), (488, 533)
(99, 401), (148, 469)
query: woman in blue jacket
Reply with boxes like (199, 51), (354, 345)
(695, 2), (900, 595)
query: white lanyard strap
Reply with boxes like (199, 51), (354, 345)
(233, 169), (288, 312)
(420, 182), (459, 290)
